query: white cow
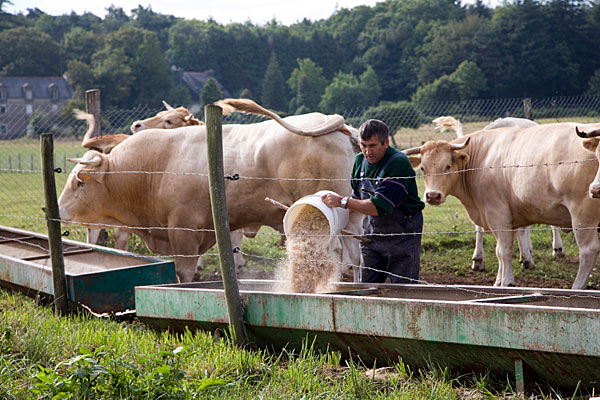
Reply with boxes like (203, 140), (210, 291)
(405, 122), (600, 289)
(59, 101), (362, 282)
(433, 116), (565, 271)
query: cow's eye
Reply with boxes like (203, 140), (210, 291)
(445, 164), (451, 171)
(420, 166), (426, 174)
(165, 119), (172, 126)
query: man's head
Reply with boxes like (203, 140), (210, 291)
(359, 119), (389, 163)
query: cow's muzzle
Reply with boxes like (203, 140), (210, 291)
(589, 182), (600, 199)
(425, 191), (445, 205)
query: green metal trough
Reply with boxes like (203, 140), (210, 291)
(0, 225), (177, 314)
(135, 279), (600, 392)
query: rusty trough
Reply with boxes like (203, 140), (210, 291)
(0, 225), (177, 313)
(135, 279), (600, 392)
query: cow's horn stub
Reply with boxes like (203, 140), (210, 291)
(67, 157), (83, 164)
(162, 100), (175, 111)
(576, 126), (600, 138)
(403, 145), (423, 155)
(450, 137), (470, 150)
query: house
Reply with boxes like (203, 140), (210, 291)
(172, 67), (231, 113)
(0, 76), (74, 140)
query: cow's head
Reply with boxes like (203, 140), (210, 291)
(403, 138), (470, 206)
(130, 101), (203, 133)
(58, 150), (109, 225)
(576, 126), (600, 198)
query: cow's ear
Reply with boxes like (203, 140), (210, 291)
(407, 155), (421, 169)
(455, 151), (469, 167)
(582, 138), (600, 153)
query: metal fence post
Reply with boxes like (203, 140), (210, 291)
(205, 104), (247, 347)
(41, 133), (69, 316)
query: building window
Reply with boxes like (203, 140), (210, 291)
(0, 124), (7, 136)
(0, 88), (6, 101)
(49, 85), (59, 101)
(0, 104), (5, 115)
(23, 83), (33, 100)
(25, 104), (33, 115)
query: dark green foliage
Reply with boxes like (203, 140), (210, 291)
(4, 0), (600, 109)
(319, 66), (381, 114)
(261, 51), (287, 112)
(361, 101), (423, 132)
(0, 27), (61, 75)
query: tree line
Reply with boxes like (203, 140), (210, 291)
(2, 0), (600, 116)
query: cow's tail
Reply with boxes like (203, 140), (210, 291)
(74, 109), (96, 147)
(432, 116), (463, 138)
(216, 98), (349, 137)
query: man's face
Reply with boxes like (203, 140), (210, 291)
(360, 135), (389, 164)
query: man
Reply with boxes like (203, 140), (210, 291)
(322, 119), (425, 283)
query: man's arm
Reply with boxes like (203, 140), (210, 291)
(321, 192), (378, 216)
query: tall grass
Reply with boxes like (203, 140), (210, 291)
(0, 291), (573, 399)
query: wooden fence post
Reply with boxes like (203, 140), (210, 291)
(84, 89), (107, 245)
(85, 89), (102, 138)
(41, 133), (69, 316)
(205, 104), (247, 347)
(522, 98), (533, 120)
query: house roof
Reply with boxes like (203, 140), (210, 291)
(0, 76), (74, 99)
(179, 70), (231, 101)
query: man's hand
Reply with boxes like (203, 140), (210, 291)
(321, 192), (343, 208)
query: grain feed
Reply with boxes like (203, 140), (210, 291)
(277, 205), (338, 293)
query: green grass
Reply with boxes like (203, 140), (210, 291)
(0, 291), (580, 399)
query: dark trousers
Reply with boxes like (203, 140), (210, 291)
(359, 211), (423, 284)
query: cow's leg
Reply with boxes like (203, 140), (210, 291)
(168, 228), (204, 283)
(516, 226), (536, 269)
(494, 229), (516, 286)
(571, 224), (600, 290)
(472, 225), (485, 271)
(87, 228), (101, 245)
(113, 228), (129, 251)
(231, 229), (246, 267)
(551, 226), (565, 258)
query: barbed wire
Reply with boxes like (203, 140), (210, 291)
(2, 214), (598, 238)
(4, 155), (595, 180)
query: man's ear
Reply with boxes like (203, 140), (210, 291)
(407, 155), (421, 169)
(582, 138), (600, 153)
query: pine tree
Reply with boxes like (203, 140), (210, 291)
(261, 51), (287, 111)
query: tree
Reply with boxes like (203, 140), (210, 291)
(92, 26), (173, 106)
(319, 66), (381, 114)
(412, 61), (486, 102)
(62, 27), (102, 64)
(586, 69), (600, 95)
(287, 58), (328, 112)
(65, 60), (94, 100)
(0, 27), (61, 76)
(200, 77), (223, 106)
(261, 51), (287, 111)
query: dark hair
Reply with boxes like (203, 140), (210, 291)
(359, 119), (389, 143)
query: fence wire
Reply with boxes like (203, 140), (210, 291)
(1, 95), (600, 288)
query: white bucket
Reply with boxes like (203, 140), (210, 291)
(283, 190), (349, 241)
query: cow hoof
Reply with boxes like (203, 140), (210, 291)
(553, 248), (565, 258)
(521, 260), (536, 270)
(506, 283), (515, 287)
(471, 259), (485, 271)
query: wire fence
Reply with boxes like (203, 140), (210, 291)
(1, 94), (600, 288)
